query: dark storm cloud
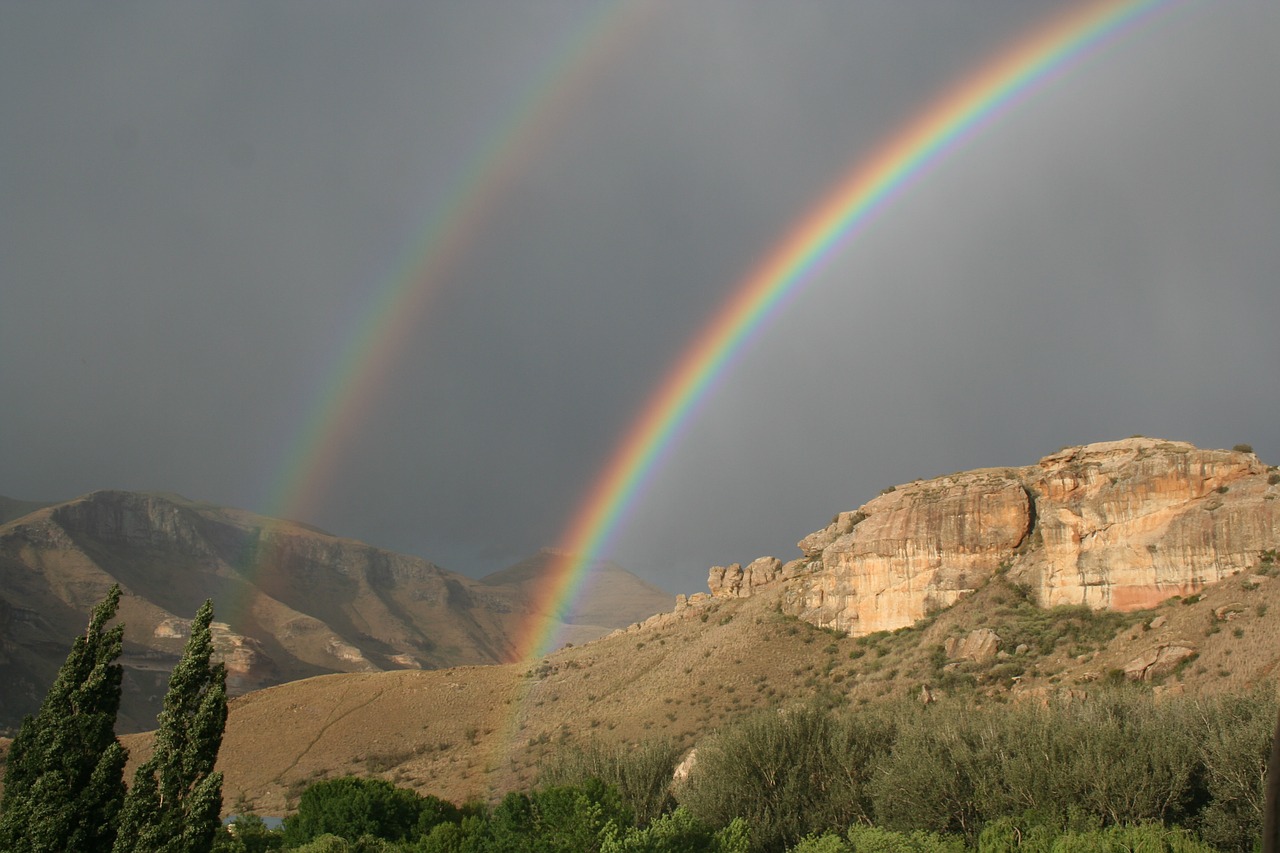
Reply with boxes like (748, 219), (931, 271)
(3, 2), (1277, 592)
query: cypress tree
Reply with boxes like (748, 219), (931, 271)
(114, 598), (227, 853)
(0, 584), (128, 853)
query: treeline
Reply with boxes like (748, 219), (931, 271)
(228, 687), (1276, 853)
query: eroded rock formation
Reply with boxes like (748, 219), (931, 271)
(707, 438), (1279, 637)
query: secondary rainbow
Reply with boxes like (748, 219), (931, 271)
(517, 0), (1175, 661)
(248, 1), (656, 534)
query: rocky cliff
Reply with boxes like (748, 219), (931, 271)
(706, 438), (1279, 636)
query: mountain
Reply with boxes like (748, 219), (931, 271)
(480, 551), (672, 647)
(0, 490), (671, 733)
(99, 438), (1280, 816)
(0, 496), (54, 526)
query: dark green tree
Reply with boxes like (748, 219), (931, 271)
(0, 584), (128, 853)
(114, 598), (228, 853)
(281, 777), (432, 847)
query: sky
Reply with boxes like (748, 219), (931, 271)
(3, 1), (1278, 595)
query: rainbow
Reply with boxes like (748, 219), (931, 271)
(517, 0), (1175, 661)
(245, 2), (657, 541)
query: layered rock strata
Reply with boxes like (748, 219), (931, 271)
(707, 438), (1279, 637)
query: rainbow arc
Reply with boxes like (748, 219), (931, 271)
(515, 0), (1173, 662)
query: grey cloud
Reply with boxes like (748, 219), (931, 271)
(3, 2), (1276, 593)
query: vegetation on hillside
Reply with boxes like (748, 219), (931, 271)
(218, 686), (1275, 852)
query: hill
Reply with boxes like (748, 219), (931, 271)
(113, 437), (1278, 816)
(480, 551), (672, 648)
(0, 495), (54, 526)
(0, 491), (671, 733)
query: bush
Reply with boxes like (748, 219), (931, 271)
(678, 703), (894, 851)
(844, 825), (965, 852)
(869, 691), (1207, 841)
(1049, 823), (1216, 852)
(599, 806), (722, 852)
(1192, 689), (1275, 852)
(282, 777), (435, 846)
(543, 739), (681, 826)
(469, 779), (633, 852)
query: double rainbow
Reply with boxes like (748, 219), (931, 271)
(516, 0), (1174, 661)
(255, 0), (655, 535)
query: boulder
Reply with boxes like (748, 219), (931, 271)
(1122, 644), (1197, 681)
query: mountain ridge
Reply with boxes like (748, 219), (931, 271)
(0, 490), (670, 733)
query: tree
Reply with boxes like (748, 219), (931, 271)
(542, 738), (682, 826)
(677, 704), (878, 852)
(0, 584), (128, 853)
(281, 777), (432, 847)
(114, 598), (228, 853)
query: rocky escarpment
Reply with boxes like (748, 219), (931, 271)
(706, 438), (1279, 637)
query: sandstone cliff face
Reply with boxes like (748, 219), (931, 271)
(708, 439), (1279, 637)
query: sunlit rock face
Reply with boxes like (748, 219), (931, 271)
(1022, 439), (1275, 609)
(715, 438), (1279, 637)
(784, 468), (1033, 635)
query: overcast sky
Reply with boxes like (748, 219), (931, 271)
(4, 1), (1278, 594)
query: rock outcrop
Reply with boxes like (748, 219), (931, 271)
(707, 438), (1279, 637)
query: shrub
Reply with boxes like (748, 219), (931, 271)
(282, 777), (436, 846)
(678, 704), (892, 851)
(544, 739), (683, 828)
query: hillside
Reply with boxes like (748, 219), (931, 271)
(0, 496), (54, 526)
(480, 551), (672, 647)
(0, 491), (670, 733)
(116, 437), (1277, 816)
(136, 553), (1280, 817)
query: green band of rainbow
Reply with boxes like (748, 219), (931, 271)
(261, 1), (653, 527)
(228, 2), (661, 630)
(518, 0), (1173, 661)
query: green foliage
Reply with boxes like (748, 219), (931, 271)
(0, 584), (128, 853)
(212, 812), (285, 853)
(289, 835), (352, 852)
(1047, 822), (1217, 852)
(678, 703), (894, 852)
(485, 779), (631, 852)
(115, 598), (229, 853)
(542, 739), (681, 826)
(869, 691), (1208, 841)
(988, 597), (1135, 659)
(844, 825), (965, 852)
(788, 825), (965, 852)
(226, 683), (1280, 851)
(282, 777), (433, 846)
(600, 807), (717, 852)
(1191, 690), (1274, 851)
(786, 833), (848, 853)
